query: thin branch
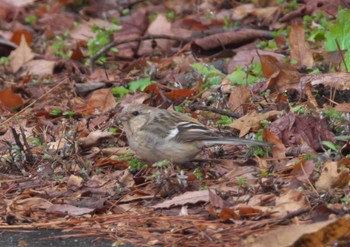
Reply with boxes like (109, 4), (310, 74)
(189, 103), (241, 119)
(0, 78), (68, 127)
(89, 34), (191, 71)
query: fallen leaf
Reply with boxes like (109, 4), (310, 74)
(315, 161), (350, 190)
(0, 88), (25, 110)
(262, 129), (286, 159)
(85, 88), (117, 114)
(78, 130), (113, 148)
(20, 59), (56, 76)
(227, 85), (251, 115)
(152, 190), (218, 209)
(289, 22), (313, 67)
(9, 35), (35, 73)
(229, 110), (281, 137)
(273, 190), (308, 217)
(249, 216), (350, 247)
(47, 204), (95, 216)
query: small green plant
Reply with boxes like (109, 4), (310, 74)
(108, 127), (117, 134)
(236, 177), (248, 188)
(84, 160), (91, 170)
(216, 115), (233, 126)
(291, 105), (308, 114)
(278, 0), (298, 14)
(87, 23), (121, 64)
(27, 137), (42, 146)
(148, 12), (158, 21)
(340, 197), (350, 203)
(193, 168), (204, 181)
(117, 152), (133, 159)
(323, 109), (347, 133)
(51, 31), (71, 59)
(112, 78), (154, 97)
(62, 111), (75, 117)
(252, 146), (266, 157)
(303, 154), (316, 160)
(174, 105), (185, 113)
(50, 108), (62, 116)
(128, 157), (147, 170)
(223, 16), (231, 29)
(121, 8), (130, 16)
(25, 16), (37, 25)
(111, 86), (130, 97)
(260, 170), (270, 178)
(303, 12), (328, 42)
(324, 8), (350, 70)
(226, 64), (262, 85)
(166, 10), (175, 21)
(191, 63), (224, 88)
(0, 56), (10, 67)
(256, 40), (277, 49)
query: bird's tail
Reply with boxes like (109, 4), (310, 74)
(203, 137), (269, 147)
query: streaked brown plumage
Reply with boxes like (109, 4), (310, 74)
(119, 104), (268, 163)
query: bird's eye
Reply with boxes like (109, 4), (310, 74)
(132, 111), (139, 116)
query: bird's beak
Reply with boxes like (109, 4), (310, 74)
(119, 112), (128, 122)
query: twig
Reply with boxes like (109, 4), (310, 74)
(89, 34), (191, 71)
(189, 103), (241, 119)
(19, 126), (35, 164)
(0, 78), (68, 127)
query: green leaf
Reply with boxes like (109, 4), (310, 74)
(321, 141), (339, 151)
(226, 66), (259, 85)
(50, 108), (62, 116)
(325, 9), (350, 51)
(128, 78), (152, 92)
(216, 115), (233, 126)
(111, 86), (129, 96)
(62, 111), (75, 117)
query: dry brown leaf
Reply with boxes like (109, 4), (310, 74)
(9, 35), (35, 73)
(269, 112), (335, 150)
(2, 0), (35, 7)
(219, 207), (240, 221)
(249, 216), (350, 247)
(20, 59), (56, 76)
(85, 88), (117, 114)
(46, 204), (95, 216)
(300, 72), (350, 90)
(229, 110), (281, 137)
(289, 22), (313, 67)
(273, 190), (308, 217)
(259, 55), (302, 92)
(152, 190), (217, 209)
(232, 4), (255, 20)
(227, 85), (251, 115)
(315, 161), (350, 190)
(192, 29), (271, 57)
(78, 130), (113, 148)
(252, 6), (279, 18)
(227, 49), (284, 73)
(335, 103), (350, 113)
(292, 216), (350, 247)
(138, 14), (173, 56)
(0, 88), (25, 110)
(67, 175), (84, 188)
(262, 129), (286, 159)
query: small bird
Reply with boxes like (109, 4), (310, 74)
(119, 104), (268, 164)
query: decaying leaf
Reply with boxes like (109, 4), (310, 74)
(315, 161), (350, 190)
(229, 110), (281, 137)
